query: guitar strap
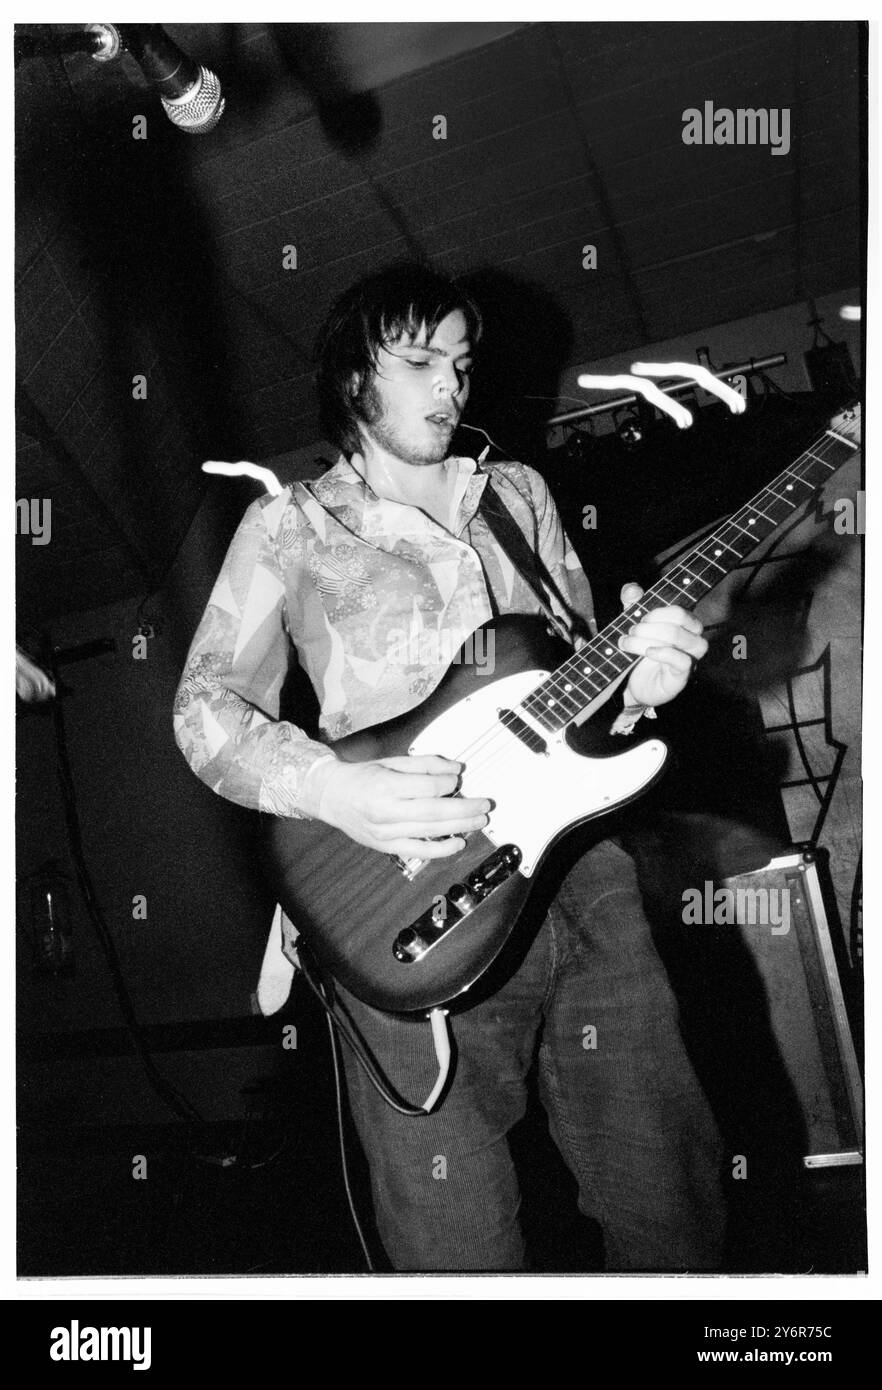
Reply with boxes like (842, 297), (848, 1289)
(478, 479), (573, 642)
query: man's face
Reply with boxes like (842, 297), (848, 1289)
(355, 308), (473, 466)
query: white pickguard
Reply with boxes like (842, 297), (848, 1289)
(408, 670), (667, 875)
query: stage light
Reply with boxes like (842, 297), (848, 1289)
(616, 409), (644, 449)
(563, 427), (593, 465)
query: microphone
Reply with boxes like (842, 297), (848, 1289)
(90, 23), (225, 134)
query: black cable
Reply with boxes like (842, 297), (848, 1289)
(755, 369), (812, 406)
(48, 653), (204, 1125)
(295, 946), (429, 1117)
(324, 1012), (375, 1271)
(46, 642), (305, 1174)
(135, 589), (162, 634)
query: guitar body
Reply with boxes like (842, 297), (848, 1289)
(267, 614), (668, 1013)
(264, 404), (860, 1013)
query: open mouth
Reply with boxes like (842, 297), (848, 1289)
(426, 412), (457, 428)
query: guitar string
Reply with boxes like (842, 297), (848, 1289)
(513, 442), (842, 726)
(520, 430), (847, 726)
(421, 424), (851, 807)
(524, 424), (848, 717)
(418, 422), (854, 804)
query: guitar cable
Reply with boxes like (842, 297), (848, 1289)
(295, 948), (453, 1269)
(324, 1009), (375, 1272)
(295, 944), (452, 1115)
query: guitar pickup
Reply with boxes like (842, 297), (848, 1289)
(497, 707), (547, 755)
(392, 844), (522, 964)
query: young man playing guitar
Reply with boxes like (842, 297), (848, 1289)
(174, 262), (725, 1272)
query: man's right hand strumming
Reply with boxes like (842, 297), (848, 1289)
(301, 754), (491, 859)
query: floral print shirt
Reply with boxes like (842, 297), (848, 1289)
(173, 453), (596, 817)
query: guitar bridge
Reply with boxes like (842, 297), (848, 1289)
(391, 820), (470, 881)
(392, 844), (522, 963)
(390, 853), (426, 881)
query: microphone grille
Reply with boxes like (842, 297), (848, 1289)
(161, 65), (225, 134)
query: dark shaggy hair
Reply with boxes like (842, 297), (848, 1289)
(314, 261), (483, 457)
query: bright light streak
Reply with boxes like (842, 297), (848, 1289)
(202, 460), (285, 496)
(576, 362), (747, 429)
(631, 362), (746, 415)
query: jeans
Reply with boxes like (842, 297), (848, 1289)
(337, 837), (726, 1272)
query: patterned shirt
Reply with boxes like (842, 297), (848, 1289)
(173, 453), (597, 817)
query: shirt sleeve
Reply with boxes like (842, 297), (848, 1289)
(173, 496), (334, 818)
(521, 465), (598, 641)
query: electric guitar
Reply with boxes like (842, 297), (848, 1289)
(267, 405), (861, 1013)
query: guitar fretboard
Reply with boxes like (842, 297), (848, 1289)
(520, 413), (860, 735)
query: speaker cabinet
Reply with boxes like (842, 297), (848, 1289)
(720, 846), (863, 1168)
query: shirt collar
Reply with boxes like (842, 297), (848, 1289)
(333, 451), (486, 484)
(327, 452), (491, 536)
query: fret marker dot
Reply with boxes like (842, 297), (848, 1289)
(564, 683), (572, 692)
(714, 549), (722, 557)
(786, 484), (793, 491)
(582, 666), (592, 675)
(604, 646), (613, 655)
(683, 578), (691, 585)
(748, 517), (756, 525)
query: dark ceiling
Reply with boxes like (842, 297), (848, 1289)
(15, 21), (865, 626)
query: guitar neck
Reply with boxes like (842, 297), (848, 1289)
(520, 408), (861, 736)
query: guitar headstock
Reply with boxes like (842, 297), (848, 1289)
(829, 403), (862, 447)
